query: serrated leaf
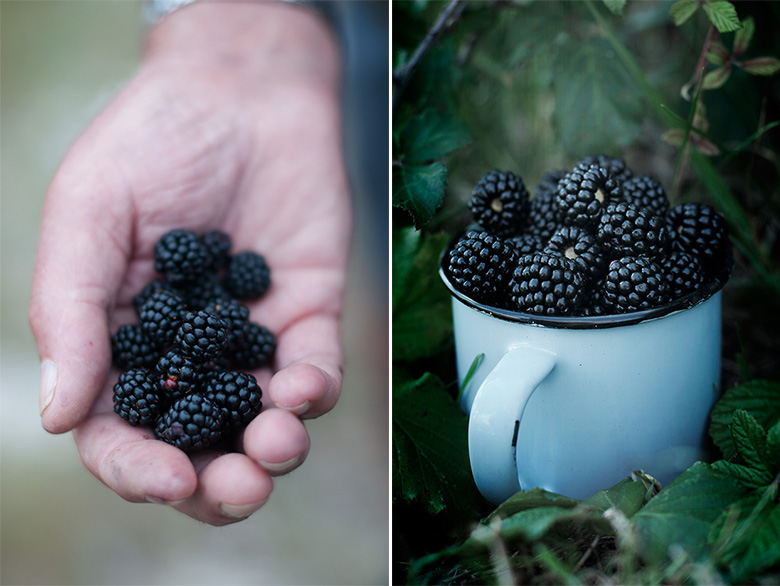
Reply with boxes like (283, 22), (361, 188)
(551, 39), (643, 154)
(765, 420), (780, 469)
(730, 409), (770, 472)
(722, 504), (780, 583)
(712, 460), (773, 488)
(706, 41), (731, 66)
(733, 16), (755, 57)
(702, 1), (741, 33)
(633, 462), (750, 561)
(583, 477), (649, 518)
(392, 228), (452, 361)
(669, 0), (699, 26)
(400, 109), (472, 165)
(740, 57), (780, 77)
(709, 379), (780, 460)
(601, 0), (626, 16)
(392, 161), (448, 228)
(392, 372), (483, 515)
(703, 64), (732, 89)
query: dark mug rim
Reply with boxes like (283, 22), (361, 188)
(439, 231), (732, 330)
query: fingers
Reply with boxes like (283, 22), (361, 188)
(243, 408), (310, 475)
(29, 152), (132, 434)
(268, 314), (343, 419)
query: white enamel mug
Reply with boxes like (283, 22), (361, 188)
(440, 240), (731, 504)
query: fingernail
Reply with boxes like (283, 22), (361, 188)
(282, 400), (310, 416)
(39, 359), (57, 415)
(258, 454), (304, 474)
(220, 501), (264, 519)
(145, 496), (187, 506)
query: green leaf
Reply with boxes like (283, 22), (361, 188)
(392, 372), (483, 515)
(730, 409), (769, 472)
(392, 161), (448, 228)
(392, 228), (452, 361)
(712, 460), (773, 488)
(706, 41), (731, 66)
(740, 57), (780, 77)
(765, 420), (780, 469)
(633, 462), (751, 561)
(702, 1), (742, 33)
(724, 502), (780, 583)
(458, 353), (484, 403)
(583, 477), (649, 518)
(488, 488), (579, 522)
(400, 109), (472, 165)
(601, 0), (626, 16)
(669, 0), (699, 26)
(709, 379), (780, 460)
(702, 64), (732, 89)
(551, 38), (643, 154)
(733, 16), (755, 57)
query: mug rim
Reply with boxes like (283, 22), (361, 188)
(439, 231), (732, 330)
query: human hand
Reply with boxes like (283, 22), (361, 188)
(29, 1), (351, 525)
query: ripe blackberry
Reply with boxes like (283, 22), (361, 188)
(507, 253), (586, 315)
(598, 202), (670, 259)
(204, 298), (249, 347)
(577, 154), (633, 184)
(155, 349), (204, 403)
(525, 189), (565, 241)
(666, 203), (728, 268)
(508, 233), (545, 256)
(446, 230), (518, 306)
(174, 310), (229, 361)
(533, 169), (568, 199)
(578, 285), (608, 317)
(622, 175), (669, 217)
(229, 322), (276, 369)
(138, 289), (186, 349)
(602, 256), (669, 313)
(113, 368), (161, 427)
(226, 251), (271, 300)
(155, 394), (225, 452)
(111, 324), (158, 369)
(205, 369), (263, 431)
(154, 229), (210, 286)
(176, 273), (230, 310)
(468, 170), (529, 236)
(201, 230), (232, 271)
(556, 163), (623, 228)
(661, 251), (704, 300)
(133, 279), (174, 314)
(544, 226), (606, 281)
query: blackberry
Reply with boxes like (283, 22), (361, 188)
(661, 251), (704, 300)
(598, 202), (670, 259)
(544, 226), (606, 282)
(154, 229), (210, 286)
(174, 310), (229, 361)
(533, 169), (568, 199)
(468, 170), (529, 237)
(229, 323), (276, 369)
(138, 289), (186, 349)
(525, 189), (565, 241)
(111, 324), (158, 369)
(507, 253), (585, 315)
(508, 233), (545, 256)
(204, 298), (250, 351)
(155, 349), (204, 403)
(205, 369), (263, 430)
(155, 394), (225, 452)
(446, 230), (518, 306)
(201, 230), (232, 271)
(666, 203), (728, 268)
(602, 256), (669, 313)
(226, 251), (271, 300)
(113, 368), (161, 427)
(176, 273), (230, 310)
(577, 154), (633, 184)
(133, 279), (174, 314)
(579, 285), (608, 317)
(622, 175), (669, 217)
(556, 163), (623, 228)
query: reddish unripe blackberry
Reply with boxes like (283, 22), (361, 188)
(468, 170), (529, 237)
(155, 349), (204, 404)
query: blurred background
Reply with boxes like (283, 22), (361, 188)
(0, 2), (389, 585)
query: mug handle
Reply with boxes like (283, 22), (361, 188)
(468, 345), (556, 505)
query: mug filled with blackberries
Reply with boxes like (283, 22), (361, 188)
(439, 155), (732, 504)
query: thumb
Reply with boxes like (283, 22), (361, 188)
(29, 149), (132, 434)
